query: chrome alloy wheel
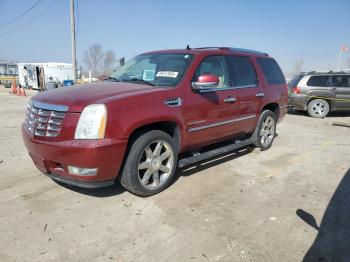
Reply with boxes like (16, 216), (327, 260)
(312, 102), (327, 116)
(137, 140), (175, 190)
(260, 116), (275, 147)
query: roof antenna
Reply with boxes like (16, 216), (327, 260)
(186, 44), (191, 50)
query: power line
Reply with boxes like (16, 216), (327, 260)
(0, 0), (43, 28)
(0, 0), (56, 36)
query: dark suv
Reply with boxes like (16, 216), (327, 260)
(22, 47), (288, 196)
(288, 72), (350, 117)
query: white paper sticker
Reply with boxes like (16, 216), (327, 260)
(156, 71), (179, 78)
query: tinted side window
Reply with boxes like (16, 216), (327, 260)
(194, 56), (228, 88)
(307, 76), (329, 87)
(226, 56), (257, 86)
(257, 58), (286, 85)
(331, 75), (350, 87)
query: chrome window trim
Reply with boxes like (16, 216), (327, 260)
(197, 84), (258, 93)
(188, 114), (256, 133)
(30, 100), (69, 112)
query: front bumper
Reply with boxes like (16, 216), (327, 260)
(22, 124), (128, 188)
(43, 172), (115, 188)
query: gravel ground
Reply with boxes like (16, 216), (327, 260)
(0, 86), (349, 262)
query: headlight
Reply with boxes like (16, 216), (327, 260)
(75, 104), (107, 139)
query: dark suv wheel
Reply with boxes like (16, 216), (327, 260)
(119, 130), (178, 196)
(307, 99), (330, 118)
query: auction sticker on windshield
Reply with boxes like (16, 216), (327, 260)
(156, 71), (179, 78)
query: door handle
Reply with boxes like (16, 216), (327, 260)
(256, 92), (265, 98)
(224, 97), (236, 103)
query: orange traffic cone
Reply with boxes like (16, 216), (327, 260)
(17, 86), (27, 96)
(17, 86), (22, 96)
(12, 79), (17, 94)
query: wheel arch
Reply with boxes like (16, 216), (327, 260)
(307, 97), (332, 110)
(117, 120), (181, 182)
(262, 102), (280, 120)
(127, 120), (181, 152)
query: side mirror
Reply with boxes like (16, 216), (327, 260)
(192, 74), (219, 91)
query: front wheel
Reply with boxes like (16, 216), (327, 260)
(253, 110), (276, 151)
(119, 130), (178, 196)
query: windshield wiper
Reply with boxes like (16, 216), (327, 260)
(104, 76), (120, 82)
(123, 78), (156, 86)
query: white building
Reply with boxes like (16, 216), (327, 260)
(18, 62), (73, 90)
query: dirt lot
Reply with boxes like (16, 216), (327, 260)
(0, 86), (349, 262)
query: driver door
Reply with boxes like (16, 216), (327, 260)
(182, 55), (239, 148)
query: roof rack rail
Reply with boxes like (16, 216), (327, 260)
(194, 47), (268, 56)
(302, 71), (350, 75)
(223, 47), (268, 56)
(194, 47), (222, 50)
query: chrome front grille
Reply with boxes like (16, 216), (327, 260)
(25, 104), (66, 137)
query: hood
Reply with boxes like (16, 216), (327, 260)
(31, 82), (158, 112)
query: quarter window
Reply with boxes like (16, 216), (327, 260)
(307, 76), (329, 87)
(331, 75), (350, 87)
(226, 56), (257, 86)
(257, 58), (286, 85)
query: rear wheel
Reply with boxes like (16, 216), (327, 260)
(307, 99), (329, 118)
(253, 110), (276, 151)
(119, 130), (178, 196)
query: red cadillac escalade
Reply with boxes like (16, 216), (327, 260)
(22, 47), (288, 196)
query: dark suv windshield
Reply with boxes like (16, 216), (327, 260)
(111, 53), (194, 87)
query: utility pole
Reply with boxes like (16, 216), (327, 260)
(70, 0), (77, 82)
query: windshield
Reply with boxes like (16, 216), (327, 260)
(111, 53), (194, 87)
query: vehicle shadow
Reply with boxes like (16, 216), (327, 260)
(172, 145), (255, 183)
(327, 111), (350, 117)
(54, 180), (126, 197)
(55, 140), (258, 197)
(288, 108), (350, 117)
(297, 168), (350, 262)
(287, 108), (307, 116)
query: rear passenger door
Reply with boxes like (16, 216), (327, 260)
(331, 75), (350, 109)
(306, 75), (332, 96)
(225, 55), (261, 134)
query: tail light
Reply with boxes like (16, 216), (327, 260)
(292, 86), (301, 94)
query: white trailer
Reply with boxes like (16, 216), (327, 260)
(18, 62), (73, 90)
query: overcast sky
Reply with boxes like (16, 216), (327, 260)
(0, 0), (349, 74)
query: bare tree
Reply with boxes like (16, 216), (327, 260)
(103, 50), (116, 75)
(82, 43), (117, 76)
(292, 59), (304, 75)
(83, 43), (103, 76)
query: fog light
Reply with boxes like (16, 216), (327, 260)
(67, 166), (97, 176)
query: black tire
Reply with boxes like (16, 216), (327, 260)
(253, 110), (276, 151)
(119, 130), (178, 196)
(307, 99), (329, 118)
